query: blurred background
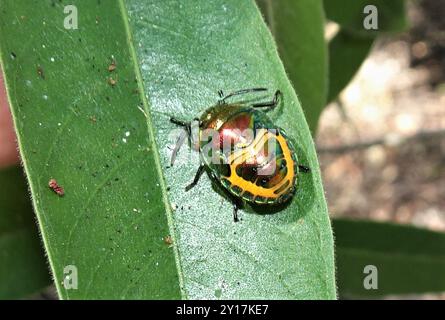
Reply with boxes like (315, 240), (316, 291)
(0, 0), (444, 299)
(318, 0), (445, 298)
(319, 0), (445, 229)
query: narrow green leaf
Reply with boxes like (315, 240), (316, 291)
(257, 0), (328, 134)
(334, 219), (445, 298)
(324, 0), (407, 36)
(0, 0), (335, 299)
(324, 0), (407, 103)
(0, 0), (180, 299)
(327, 30), (374, 102)
(0, 166), (51, 299)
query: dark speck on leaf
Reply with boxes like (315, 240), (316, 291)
(10, 52), (17, 59)
(37, 65), (45, 79)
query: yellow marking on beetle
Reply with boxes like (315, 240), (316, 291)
(225, 130), (295, 199)
(230, 129), (269, 165)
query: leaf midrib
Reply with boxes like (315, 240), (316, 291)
(118, 0), (186, 298)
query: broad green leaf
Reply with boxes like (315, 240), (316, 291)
(0, 0), (335, 299)
(327, 30), (374, 102)
(0, 0), (180, 299)
(0, 166), (51, 299)
(257, 0), (328, 134)
(334, 219), (445, 298)
(324, 0), (407, 36)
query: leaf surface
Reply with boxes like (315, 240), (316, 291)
(0, 0), (335, 299)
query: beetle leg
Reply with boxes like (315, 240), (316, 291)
(233, 203), (240, 222)
(229, 196), (244, 222)
(298, 165), (311, 173)
(185, 164), (206, 191)
(252, 90), (282, 109)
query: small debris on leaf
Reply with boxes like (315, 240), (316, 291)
(37, 65), (45, 79)
(108, 77), (117, 86)
(108, 60), (117, 72)
(48, 178), (64, 196)
(164, 235), (173, 246)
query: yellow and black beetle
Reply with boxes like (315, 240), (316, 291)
(170, 88), (309, 221)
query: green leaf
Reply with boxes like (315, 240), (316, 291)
(257, 0), (328, 134)
(0, 0), (335, 299)
(327, 30), (374, 102)
(334, 219), (445, 298)
(324, 0), (408, 36)
(0, 166), (51, 299)
(324, 0), (407, 103)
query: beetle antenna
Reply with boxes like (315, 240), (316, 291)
(218, 87), (268, 104)
(170, 117), (189, 127)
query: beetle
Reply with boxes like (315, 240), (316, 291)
(170, 88), (309, 222)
